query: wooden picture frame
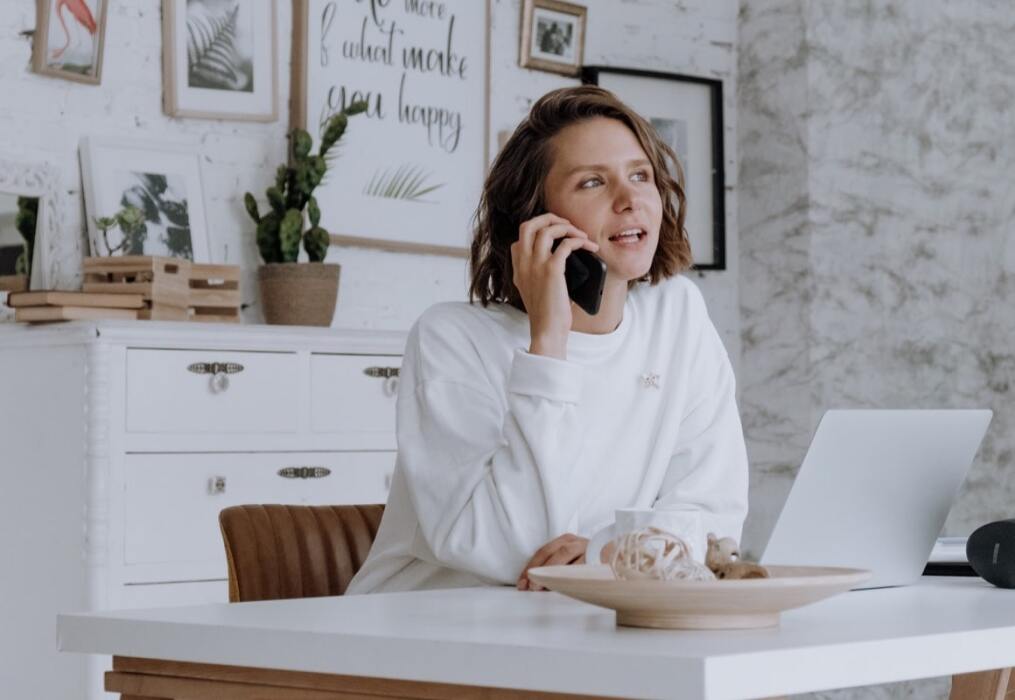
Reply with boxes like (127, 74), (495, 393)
(290, 0), (491, 257)
(162, 0), (279, 122)
(32, 0), (109, 85)
(519, 0), (586, 77)
(582, 66), (727, 271)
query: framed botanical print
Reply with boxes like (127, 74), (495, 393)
(583, 66), (727, 270)
(32, 0), (109, 85)
(80, 136), (211, 262)
(162, 0), (278, 121)
(519, 0), (586, 77)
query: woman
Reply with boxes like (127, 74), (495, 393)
(347, 85), (748, 594)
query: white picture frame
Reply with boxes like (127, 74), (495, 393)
(0, 157), (62, 318)
(290, 0), (490, 257)
(162, 0), (278, 122)
(80, 136), (211, 262)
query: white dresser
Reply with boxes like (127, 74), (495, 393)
(0, 320), (406, 700)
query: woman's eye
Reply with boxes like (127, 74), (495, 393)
(631, 170), (650, 182)
(580, 177), (602, 189)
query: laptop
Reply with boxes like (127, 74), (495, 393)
(758, 409), (992, 589)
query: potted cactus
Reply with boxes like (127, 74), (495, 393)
(244, 101), (367, 326)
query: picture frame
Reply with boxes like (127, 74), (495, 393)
(290, 0), (491, 257)
(162, 0), (278, 122)
(0, 157), (62, 305)
(582, 66), (726, 270)
(519, 0), (586, 77)
(32, 0), (109, 85)
(79, 136), (211, 263)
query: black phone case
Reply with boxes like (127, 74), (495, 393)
(551, 241), (606, 315)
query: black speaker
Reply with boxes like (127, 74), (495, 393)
(967, 519), (1015, 588)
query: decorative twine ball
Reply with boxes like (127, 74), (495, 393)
(609, 527), (716, 582)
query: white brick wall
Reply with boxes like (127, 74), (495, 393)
(0, 0), (739, 358)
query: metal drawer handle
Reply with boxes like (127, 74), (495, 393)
(278, 466), (332, 479)
(188, 362), (245, 375)
(364, 366), (400, 396)
(188, 362), (244, 394)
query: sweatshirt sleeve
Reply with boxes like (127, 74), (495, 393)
(395, 312), (587, 584)
(653, 301), (750, 548)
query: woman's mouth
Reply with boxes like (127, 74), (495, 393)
(608, 228), (647, 246)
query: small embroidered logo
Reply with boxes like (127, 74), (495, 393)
(639, 372), (661, 389)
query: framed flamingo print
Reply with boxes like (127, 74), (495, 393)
(32, 0), (109, 85)
(162, 0), (278, 122)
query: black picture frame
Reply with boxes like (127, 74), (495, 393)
(581, 66), (726, 271)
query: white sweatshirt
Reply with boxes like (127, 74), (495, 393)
(346, 274), (749, 594)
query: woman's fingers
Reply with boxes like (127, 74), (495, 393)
(518, 535), (589, 591)
(532, 223), (589, 260)
(527, 539), (589, 591)
(548, 236), (599, 271)
(518, 212), (571, 250)
(518, 535), (576, 589)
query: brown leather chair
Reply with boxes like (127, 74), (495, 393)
(218, 504), (385, 602)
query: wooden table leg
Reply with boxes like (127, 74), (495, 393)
(950, 668), (1013, 700)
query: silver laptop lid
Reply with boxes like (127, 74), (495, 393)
(759, 409), (992, 588)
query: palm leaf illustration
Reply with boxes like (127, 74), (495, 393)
(364, 164), (444, 202)
(187, 4), (249, 91)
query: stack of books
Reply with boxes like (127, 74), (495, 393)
(6, 290), (146, 323)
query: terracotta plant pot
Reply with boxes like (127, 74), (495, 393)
(257, 262), (341, 326)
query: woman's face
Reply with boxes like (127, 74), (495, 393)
(543, 117), (663, 282)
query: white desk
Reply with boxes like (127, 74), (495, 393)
(58, 577), (1015, 700)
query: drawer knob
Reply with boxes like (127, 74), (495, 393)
(364, 366), (400, 396)
(278, 466), (332, 479)
(209, 476), (226, 495)
(188, 362), (245, 394)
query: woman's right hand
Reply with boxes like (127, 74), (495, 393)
(511, 213), (599, 360)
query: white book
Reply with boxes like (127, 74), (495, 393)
(929, 536), (968, 564)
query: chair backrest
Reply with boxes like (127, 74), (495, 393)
(218, 504), (385, 602)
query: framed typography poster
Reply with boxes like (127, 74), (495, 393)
(292, 0), (490, 256)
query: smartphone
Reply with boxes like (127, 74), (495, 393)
(550, 236), (607, 316)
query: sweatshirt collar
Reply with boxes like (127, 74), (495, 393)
(499, 293), (635, 364)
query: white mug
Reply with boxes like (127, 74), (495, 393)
(585, 507), (705, 566)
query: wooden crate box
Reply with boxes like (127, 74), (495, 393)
(83, 256), (190, 321)
(189, 263), (241, 323)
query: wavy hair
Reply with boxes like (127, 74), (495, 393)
(469, 85), (692, 309)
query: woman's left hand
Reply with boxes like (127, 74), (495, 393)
(517, 533), (588, 591)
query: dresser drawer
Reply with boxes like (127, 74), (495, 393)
(125, 349), (300, 434)
(311, 354), (400, 440)
(123, 451), (395, 577)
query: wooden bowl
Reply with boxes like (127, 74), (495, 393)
(526, 564), (871, 630)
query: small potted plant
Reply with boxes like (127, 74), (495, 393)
(92, 204), (148, 256)
(244, 101), (367, 326)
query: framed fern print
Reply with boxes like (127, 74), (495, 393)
(291, 0), (490, 256)
(162, 0), (278, 122)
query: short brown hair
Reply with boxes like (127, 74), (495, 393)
(469, 85), (691, 309)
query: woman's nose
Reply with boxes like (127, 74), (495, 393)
(613, 180), (639, 213)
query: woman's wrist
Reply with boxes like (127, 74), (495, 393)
(529, 333), (568, 360)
